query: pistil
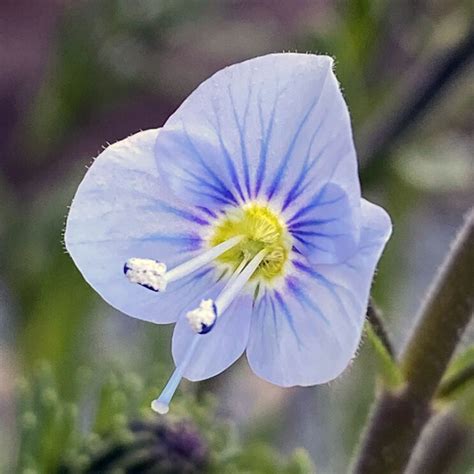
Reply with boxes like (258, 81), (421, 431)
(151, 249), (267, 414)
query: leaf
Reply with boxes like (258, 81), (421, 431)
(364, 322), (403, 388)
(437, 345), (474, 400)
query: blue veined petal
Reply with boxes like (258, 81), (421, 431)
(172, 293), (253, 381)
(288, 182), (359, 264)
(246, 199), (392, 387)
(154, 126), (242, 210)
(154, 53), (360, 215)
(65, 129), (217, 324)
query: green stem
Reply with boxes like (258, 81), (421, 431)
(400, 209), (474, 399)
(405, 409), (472, 474)
(352, 208), (474, 474)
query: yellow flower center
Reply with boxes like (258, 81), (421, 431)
(209, 203), (292, 281)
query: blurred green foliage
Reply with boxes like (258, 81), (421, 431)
(16, 362), (314, 473)
(29, 0), (204, 155)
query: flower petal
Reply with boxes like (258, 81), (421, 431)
(154, 53), (360, 217)
(288, 182), (359, 264)
(172, 294), (253, 381)
(65, 129), (216, 324)
(246, 199), (392, 386)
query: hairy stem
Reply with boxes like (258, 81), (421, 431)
(405, 409), (472, 474)
(352, 209), (474, 474)
(400, 209), (474, 399)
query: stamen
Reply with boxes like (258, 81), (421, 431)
(124, 258), (167, 292)
(214, 249), (267, 314)
(152, 250), (267, 414)
(165, 235), (244, 283)
(124, 235), (243, 292)
(185, 259), (250, 335)
(223, 257), (249, 290)
(186, 299), (217, 334)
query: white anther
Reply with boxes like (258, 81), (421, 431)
(186, 299), (217, 334)
(124, 258), (167, 292)
(124, 236), (244, 293)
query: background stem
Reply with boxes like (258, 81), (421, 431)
(352, 209), (474, 474)
(405, 409), (472, 474)
(358, 28), (474, 172)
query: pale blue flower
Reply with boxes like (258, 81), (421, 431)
(65, 53), (391, 413)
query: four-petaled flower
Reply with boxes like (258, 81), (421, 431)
(65, 53), (392, 414)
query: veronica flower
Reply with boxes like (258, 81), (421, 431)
(65, 53), (391, 414)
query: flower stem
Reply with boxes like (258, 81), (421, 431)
(352, 208), (474, 474)
(401, 209), (474, 399)
(405, 409), (471, 474)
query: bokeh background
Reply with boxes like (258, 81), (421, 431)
(1, 1), (473, 472)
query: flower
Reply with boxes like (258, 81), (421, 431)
(65, 53), (392, 413)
